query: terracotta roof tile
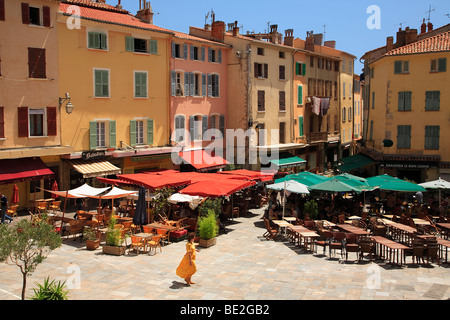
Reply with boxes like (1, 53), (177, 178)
(386, 31), (450, 56)
(62, 0), (129, 13)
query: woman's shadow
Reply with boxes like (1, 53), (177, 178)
(170, 281), (190, 289)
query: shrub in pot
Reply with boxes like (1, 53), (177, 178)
(83, 227), (100, 250)
(102, 216), (126, 255)
(197, 209), (219, 248)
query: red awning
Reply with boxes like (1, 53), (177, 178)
(178, 150), (229, 171)
(219, 169), (275, 182)
(0, 158), (54, 185)
(179, 179), (255, 198)
(117, 173), (191, 191)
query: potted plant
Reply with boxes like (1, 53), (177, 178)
(102, 216), (126, 256)
(303, 199), (319, 220)
(197, 209), (219, 248)
(83, 226), (100, 251)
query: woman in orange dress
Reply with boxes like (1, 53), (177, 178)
(176, 233), (198, 285)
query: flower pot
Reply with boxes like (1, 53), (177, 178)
(199, 237), (216, 248)
(86, 239), (100, 251)
(102, 244), (126, 256)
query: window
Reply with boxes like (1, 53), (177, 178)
(257, 90), (265, 112)
(135, 120), (145, 145)
(431, 58), (447, 72)
(189, 115), (206, 141)
(209, 114), (225, 139)
(279, 122), (286, 144)
(21, 4), (50, 27)
(398, 91), (412, 111)
(369, 120), (374, 140)
(134, 71), (147, 98)
(279, 65), (285, 80)
(334, 61), (340, 72)
(126, 37), (158, 54)
(425, 91), (440, 111)
(28, 48), (46, 79)
(96, 121), (106, 148)
(279, 91), (286, 111)
(394, 60), (409, 74)
(29, 109), (45, 137)
(208, 48), (222, 63)
(425, 126), (440, 150)
(258, 123), (266, 146)
(279, 51), (285, 59)
(208, 74), (220, 97)
(88, 32), (108, 50)
(172, 42), (186, 59)
(94, 69), (109, 97)
(310, 56), (314, 67)
(348, 107), (352, 122)
(295, 62), (306, 76)
(342, 107), (346, 122)
(174, 115), (186, 142)
(257, 47), (264, 56)
(343, 82), (346, 99)
(0, 0), (5, 21)
(372, 91), (375, 109)
(397, 125), (411, 149)
(254, 63), (268, 79)
(190, 45), (205, 61)
(129, 119), (153, 146)
(17, 106), (56, 138)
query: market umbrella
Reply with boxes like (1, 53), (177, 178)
(367, 175), (426, 192)
(11, 184), (19, 204)
(419, 177), (450, 206)
(275, 171), (328, 186)
(267, 180), (310, 220)
(133, 186), (148, 230)
(309, 178), (360, 193)
(51, 180), (59, 199)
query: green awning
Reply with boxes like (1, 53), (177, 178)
(268, 153), (306, 169)
(338, 154), (374, 172)
(276, 171), (328, 186)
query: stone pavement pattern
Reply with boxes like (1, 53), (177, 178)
(0, 208), (449, 300)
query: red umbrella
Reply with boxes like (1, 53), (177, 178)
(11, 184), (19, 204)
(51, 180), (59, 199)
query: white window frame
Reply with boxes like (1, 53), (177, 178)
(96, 121), (107, 148)
(135, 119), (145, 145)
(86, 28), (109, 51)
(28, 108), (47, 137)
(29, 5), (43, 27)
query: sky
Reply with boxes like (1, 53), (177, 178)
(106, 0), (450, 73)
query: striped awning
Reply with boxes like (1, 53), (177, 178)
(66, 159), (121, 178)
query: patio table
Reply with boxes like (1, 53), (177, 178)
(436, 238), (450, 263)
(372, 236), (409, 266)
(286, 225), (319, 251)
(336, 224), (371, 239)
(437, 223), (450, 239)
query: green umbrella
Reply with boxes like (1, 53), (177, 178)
(309, 178), (360, 193)
(276, 171), (328, 187)
(367, 174), (426, 192)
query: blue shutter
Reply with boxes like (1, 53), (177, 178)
(184, 72), (190, 96)
(207, 74), (212, 97)
(190, 73), (195, 96)
(171, 42), (176, 57)
(208, 48), (212, 62)
(202, 74), (207, 97)
(190, 45), (194, 60)
(189, 116), (195, 141)
(215, 75), (220, 97)
(183, 44), (188, 59)
(219, 115), (225, 138)
(201, 47), (205, 61)
(202, 115), (208, 140)
(171, 71), (176, 96)
(218, 49), (222, 63)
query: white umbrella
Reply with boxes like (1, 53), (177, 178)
(419, 177), (450, 206)
(267, 180), (309, 221)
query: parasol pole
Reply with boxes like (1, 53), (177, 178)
(282, 180), (286, 221)
(60, 191), (68, 236)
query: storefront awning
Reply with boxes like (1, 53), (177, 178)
(66, 159), (121, 178)
(0, 158), (54, 185)
(338, 154), (374, 173)
(178, 149), (229, 172)
(268, 153), (306, 169)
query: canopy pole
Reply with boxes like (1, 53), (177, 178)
(282, 180), (286, 221)
(60, 191), (69, 236)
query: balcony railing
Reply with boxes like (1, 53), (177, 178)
(306, 132), (328, 143)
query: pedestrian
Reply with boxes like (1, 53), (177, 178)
(176, 232), (199, 286)
(0, 192), (13, 224)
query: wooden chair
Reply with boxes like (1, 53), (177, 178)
(304, 220), (315, 230)
(426, 244), (440, 266)
(412, 239), (425, 265)
(338, 214), (345, 224)
(7, 205), (18, 218)
(122, 221), (132, 235)
(329, 232), (345, 258)
(49, 201), (61, 215)
(263, 218), (280, 240)
(143, 225), (154, 234)
(232, 207), (239, 219)
(128, 236), (146, 255)
(156, 228), (169, 246)
(147, 235), (162, 255)
(29, 211), (41, 223)
(66, 220), (85, 241)
(314, 230), (332, 255)
(344, 233), (360, 261)
(36, 202), (47, 216)
(359, 238), (375, 262)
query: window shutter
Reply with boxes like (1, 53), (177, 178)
(171, 42), (176, 57)
(218, 49), (222, 63)
(215, 74), (219, 97)
(43, 6), (50, 27)
(438, 58), (447, 72)
(298, 85), (303, 105)
(254, 62), (258, 78)
(149, 39), (157, 54)
(202, 115), (208, 139)
(279, 91), (285, 111)
(89, 121), (97, 149)
(302, 63), (306, 76)
(18, 107), (29, 138)
(0, 107), (3, 138)
(202, 74), (207, 97)
(264, 64), (268, 78)
(125, 36), (134, 51)
(189, 116), (195, 141)
(147, 119), (154, 146)
(183, 44), (188, 59)
(171, 71), (176, 96)
(394, 61), (402, 74)
(21, 3), (29, 24)
(190, 45), (194, 60)
(219, 115), (225, 137)
(298, 116), (304, 136)
(100, 33), (107, 50)
(190, 72), (195, 96)
(208, 48), (212, 62)
(405, 91), (412, 111)
(129, 120), (136, 147)
(201, 47), (205, 61)
(184, 72), (190, 96)
(295, 62), (300, 75)
(398, 92), (405, 111)
(175, 115), (185, 141)
(0, 0), (5, 21)
(46, 106), (57, 136)
(207, 74), (212, 97)
(109, 120), (116, 148)
(372, 91), (375, 109)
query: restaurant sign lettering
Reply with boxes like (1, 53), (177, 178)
(82, 150), (106, 160)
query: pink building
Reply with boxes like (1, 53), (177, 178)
(169, 31), (230, 171)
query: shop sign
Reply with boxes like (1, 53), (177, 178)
(380, 162), (438, 169)
(82, 150), (106, 160)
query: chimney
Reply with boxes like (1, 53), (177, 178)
(395, 28), (407, 47)
(324, 40), (336, 49)
(386, 36), (394, 52)
(211, 20), (226, 42)
(405, 28), (418, 44)
(313, 33), (323, 46)
(427, 22), (433, 32)
(421, 18), (427, 34)
(284, 29), (294, 47)
(269, 24), (278, 44)
(205, 24), (211, 31)
(232, 21), (239, 37)
(96, 0), (106, 3)
(305, 31), (315, 51)
(136, 0), (153, 24)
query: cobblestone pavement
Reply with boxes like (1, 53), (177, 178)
(0, 207), (449, 301)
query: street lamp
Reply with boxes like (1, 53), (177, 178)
(59, 93), (74, 114)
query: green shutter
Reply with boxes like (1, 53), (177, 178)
(149, 39), (158, 54)
(398, 92), (405, 111)
(404, 91), (412, 111)
(298, 116), (304, 136)
(297, 85), (303, 105)
(94, 70), (103, 97)
(130, 120), (136, 147)
(295, 62), (300, 75)
(109, 120), (116, 148)
(438, 58), (447, 72)
(125, 36), (134, 52)
(100, 33), (107, 49)
(372, 91), (375, 109)
(88, 32), (100, 49)
(89, 121), (97, 150)
(394, 61), (402, 74)
(147, 119), (154, 146)
(135, 72), (147, 98)
(302, 63), (306, 76)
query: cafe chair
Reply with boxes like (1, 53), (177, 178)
(344, 233), (360, 261)
(49, 201), (61, 215)
(263, 217), (280, 241)
(426, 244), (440, 266)
(329, 232), (345, 259)
(156, 228), (169, 246)
(314, 230), (332, 255)
(36, 202), (47, 216)
(147, 235), (162, 255)
(232, 207), (240, 219)
(7, 205), (18, 218)
(304, 220), (315, 231)
(359, 238), (375, 262)
(412, 240), (425, 265)
(129, 236), (146, 255)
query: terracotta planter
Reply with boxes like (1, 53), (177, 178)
(199, 237), (217, 248)
(86, 239), (100, 251)
(102, 244), (126, 256)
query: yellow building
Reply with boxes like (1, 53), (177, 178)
(57, 0), (174, 189)
(361, 23), (450, 182)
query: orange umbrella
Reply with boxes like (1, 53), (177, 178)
(11, 184), (19, 204)
(51, 180), (59, 199)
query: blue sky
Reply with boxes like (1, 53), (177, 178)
(107, 0), (450, 73)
